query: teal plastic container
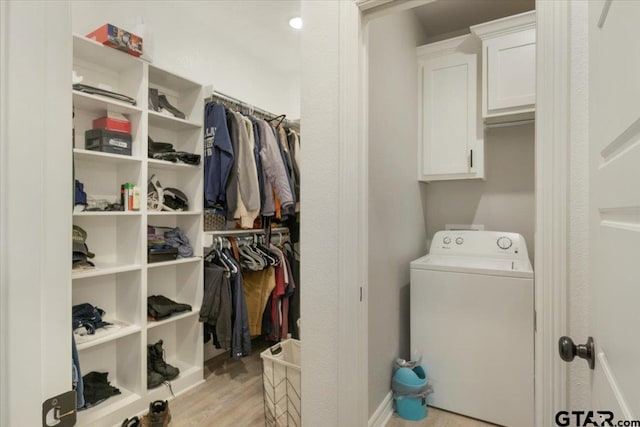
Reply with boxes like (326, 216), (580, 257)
(393, 365), (428, 421)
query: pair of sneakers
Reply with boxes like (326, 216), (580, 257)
(121, 400), (171, 427)
(147, 339), (180, 389)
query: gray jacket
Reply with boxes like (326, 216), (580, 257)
(257, 119), (294, 211)
(201, 264), (232, 350)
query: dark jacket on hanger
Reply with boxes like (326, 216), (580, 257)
(201, 264), (232, 350)
(223, 249), (251, 359)
(204, 102), (234, 209)
(224, 110), (240, 220)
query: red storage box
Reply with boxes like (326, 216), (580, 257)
(93, 112), (131, 134)
(86, 24), (143, 57)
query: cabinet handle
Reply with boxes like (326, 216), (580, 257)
(470, 149), (473, 169)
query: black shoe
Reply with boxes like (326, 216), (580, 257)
(158, 94), (186, 119)
(149, 88), (160, 112)
(148, 340), (180, 381)
(121, 416), (140, 427)
(147, 349), (165, 389)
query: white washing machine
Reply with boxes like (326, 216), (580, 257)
(410, 230), (534, 427)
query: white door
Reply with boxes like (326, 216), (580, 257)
(587, 0), (640, 419)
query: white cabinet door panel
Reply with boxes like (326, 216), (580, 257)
(418, 36), (482, 182)
(487, 29), (536, 111)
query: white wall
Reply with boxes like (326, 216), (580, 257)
(367, 10), (428, 417)
(299, 2), (341, 425)
(70, 1), (300, 118)
(425, 124), (536, 263)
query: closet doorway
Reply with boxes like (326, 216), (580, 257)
(69, 2), (302, 426)
(354, 0), (572, 425)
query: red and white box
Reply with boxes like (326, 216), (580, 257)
(86, 23), (143, 57)
(92, 111), (131, 134)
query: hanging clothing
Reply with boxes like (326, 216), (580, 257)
(201, 264), (233, 350)
(257, 120), (294, 214)
(204, 102), (234, 209)
(273, 125), (296, 218)
(224, 110), (240, 220)
(242, 267), (276, 336)
(287, 130), (301, 213)
(233, 112), (261, 228)
(251, 118), (267, 215)
(223, 248), (252, 359)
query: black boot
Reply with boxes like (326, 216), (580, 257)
(147, 347), (165, 389)
(158, 94), (186, 119)
(148, 340), (179, 381)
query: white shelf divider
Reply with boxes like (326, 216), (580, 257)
(74, 148), (142, 165)
(148, 110), (202, 131)
(147, 211), (202, 216)
(147, 308), (201, 330)
(76, 324), (141, 351)
(146, 256), (201, 269)
(74, 211), (142, 217)
(72, 262), (142, 280)
(147, 158), (201, 171)
(73, 91), (142, 115)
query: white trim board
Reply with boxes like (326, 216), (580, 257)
(368, 391), (393, 427)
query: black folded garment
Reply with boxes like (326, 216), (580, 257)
(148, 295), (192, 320)
(152, 151), (201, 166)
(73, 84), (137, 106)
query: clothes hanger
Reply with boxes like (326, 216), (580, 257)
(268, 114), (286, 128)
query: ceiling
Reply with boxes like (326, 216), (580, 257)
(412, 0), (535, 41)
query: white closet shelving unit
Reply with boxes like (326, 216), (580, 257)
(72, 33), (204, 427)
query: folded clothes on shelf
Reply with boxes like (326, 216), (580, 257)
(72, 303), (111, 335)
(147, 295), (192, 321)
(73, 83), (137, 105)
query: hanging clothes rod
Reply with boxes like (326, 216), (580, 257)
(484, 119), (535, 129)
(204, 227), (289, 237)
(205, 90), (299, 130)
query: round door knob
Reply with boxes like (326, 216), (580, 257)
(558, 336), (595, 369)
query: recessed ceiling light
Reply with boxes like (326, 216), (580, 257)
(289, 17), (303, 30)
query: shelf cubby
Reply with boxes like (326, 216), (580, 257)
(147, 259), (203, 309)
(73, 216), (143, 266)
(147, 215), (203, 258)
(76, 333), (143, 427)
(146, 317), (203, 394)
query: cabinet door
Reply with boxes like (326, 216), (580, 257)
(486, 29), (536, 113)
(420, 52), (479, 181)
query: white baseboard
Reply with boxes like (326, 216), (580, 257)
(368, 391), (394, 427)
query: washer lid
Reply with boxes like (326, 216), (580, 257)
(410, 254), (534, 279)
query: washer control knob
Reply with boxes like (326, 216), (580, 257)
(497, 236), (513, 250)
(443, 236), (452, 244)
(455, 237), (464, 245)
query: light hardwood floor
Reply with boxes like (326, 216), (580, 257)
(387, 408), (499, 427)
(169, 341), (497, 427)
(169, 338), (272, 426)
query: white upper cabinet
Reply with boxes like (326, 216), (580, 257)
(471, 11), (536, 120)
(417, 35), (484, 182)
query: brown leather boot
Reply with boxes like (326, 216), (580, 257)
(141, 400), (171, 426)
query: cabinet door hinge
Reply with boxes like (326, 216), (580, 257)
(42, 390), (76, 426)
